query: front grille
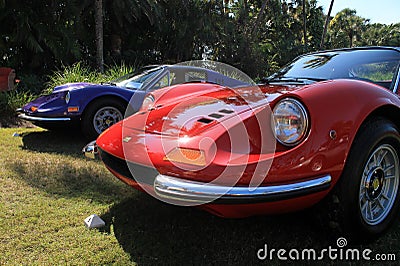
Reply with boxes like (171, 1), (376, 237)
(99, 148), (158, 185)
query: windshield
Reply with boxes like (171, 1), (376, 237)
(268, 49), (400, 88)
(115, 68), (163, 89)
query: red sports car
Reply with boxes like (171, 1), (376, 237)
(89, 47), (400, 240)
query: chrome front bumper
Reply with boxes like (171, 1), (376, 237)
(18, 113), (71, 122)
(154, 174), (331, 204)
(82, 141), (99, 160)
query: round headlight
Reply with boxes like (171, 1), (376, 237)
(272, 98), (309, 146)
(141, 94), (155, 111)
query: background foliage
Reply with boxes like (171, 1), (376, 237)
(0, 0), (399, 91)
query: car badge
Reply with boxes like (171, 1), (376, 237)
(123, 136), (132, 143)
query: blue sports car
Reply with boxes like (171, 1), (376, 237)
(18, 65), (248, 139)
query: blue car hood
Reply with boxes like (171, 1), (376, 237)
(53, 82), (94, 92)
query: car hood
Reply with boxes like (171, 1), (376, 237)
(52, 82), (94, 92)
(122, 82), (305, 137)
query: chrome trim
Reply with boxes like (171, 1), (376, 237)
(154, 174), (331, 203)
(393, 63), (400, 94)
(18, 113), (71, 122)
(82, 141), (99, 160)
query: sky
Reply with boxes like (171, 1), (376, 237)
(317, 0), (400, 25)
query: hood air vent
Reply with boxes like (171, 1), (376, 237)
(197, 118), (213, 124)
(219, 109), (234, 114)
(209, 113), (224, 119)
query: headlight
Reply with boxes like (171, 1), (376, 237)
(65, 91), (71, 104)
(272, 98), (309, 146)
(141, 94), (155, 111)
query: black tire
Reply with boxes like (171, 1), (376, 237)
(81, 98), (126, 139)
(333, 117), (400, 241)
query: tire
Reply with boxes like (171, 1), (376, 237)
(333, 117), (400, 241)
(81, 98), (126, 139)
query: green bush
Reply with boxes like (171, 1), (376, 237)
(45, 62), (135, 94)
(0, 90), (35, 117)
(45, 62), (101, 94)
(104, 63), (135, 81)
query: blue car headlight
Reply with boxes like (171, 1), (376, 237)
(65, 91), (71, 104)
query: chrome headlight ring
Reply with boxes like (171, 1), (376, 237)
(141, 94), (155, 111)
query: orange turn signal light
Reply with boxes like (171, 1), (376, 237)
(30, 106), (38, 112)
(68, 106), (79, 112)
(164, 147), (206, 166)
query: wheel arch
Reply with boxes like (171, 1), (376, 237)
(81, 94), (128, 119)
(341, 104), (400, 175)
(364, 104), (400, 132)
(350, 104), (400, 145)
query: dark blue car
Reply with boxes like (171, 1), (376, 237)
(18, 65), (249, 139)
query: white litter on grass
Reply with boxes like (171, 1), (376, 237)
(84, 214), (105, 228)
(12, 132), (20, 137)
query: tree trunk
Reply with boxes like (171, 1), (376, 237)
(349, 33), (353, 47)
(95, 0), (104, 73)
(320, 0), (334, 49)
(252, 0), (269, 34)
(302, 0), (307, 49)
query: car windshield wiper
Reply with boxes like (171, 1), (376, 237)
(262, 76), (326, 84)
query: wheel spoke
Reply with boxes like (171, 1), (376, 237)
(361, 201), (368, 218)
(384, 164), (395, 173)
(378, 150), (388, 166)
(373, 153), (378, 167)
(377, 199), (385, 212)
(368, 201), (374, 220)
(359, 189), (365, 201)
(381, 192), (390, 201)
(385, 174), (395, 180)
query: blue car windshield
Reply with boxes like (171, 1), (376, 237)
(115, 68), (163, 89)
(267, 49), (400, 87)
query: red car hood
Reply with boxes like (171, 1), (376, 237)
(122, 82), (303, 137)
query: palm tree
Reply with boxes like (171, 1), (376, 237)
(329, 8), (368, 47)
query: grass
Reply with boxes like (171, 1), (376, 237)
(1, 126), (400, 265)
(0, 127), (135, 265)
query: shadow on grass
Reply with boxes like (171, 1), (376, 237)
(20, 130), (88, 158)
(100, 194), (340, 265)
(8, 158), (131, 204)
(8, 129), (131, 204)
